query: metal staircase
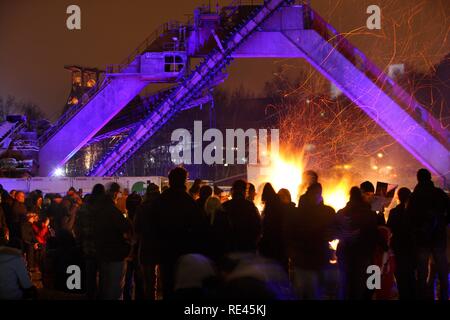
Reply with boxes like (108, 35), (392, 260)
(0, 121), (26, 149)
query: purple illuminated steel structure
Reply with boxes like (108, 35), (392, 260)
(38, 1), (448, 185)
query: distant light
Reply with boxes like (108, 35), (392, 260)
(372, 165), (378, 170)
(343, 164), (351, 170)
(306, 99), (311, 104)
(86, 79), (96, 88)
(69, 97), (79, 105)
(377, 152), (383, 158)
(172, 37), (178, 41)
(53, 167), (65, 177)
(386, 165), (393, 170)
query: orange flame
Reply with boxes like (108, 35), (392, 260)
(249, 152), (352, 258)
(250, 152), (351, 211)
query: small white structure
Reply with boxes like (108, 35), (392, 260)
(108, 51), (187, 82)
(140, 51), (187, 81)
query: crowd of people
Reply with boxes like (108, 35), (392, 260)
(0, 167), (448, 300)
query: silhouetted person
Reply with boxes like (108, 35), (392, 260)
(189, 179), (203, 200)
(212, 180), (261, 257)
(408, 168), (449, 300)
(360, 181), (385, 225)
(298, 171), (321, 209)
(125, 192), (142, 221)
(336, 187), (379, 300)
(259, 183), (288, 267)
(21, 213), (39, 271)
(298, 170), (319, 204)
(278, 188), (295, 208)
(303, 170), (318, 187)
(387, 187), (415, 300)
(359, 181), (391, 299)
(9, 190), (17, 199)
(13, 191), (27, 216)
(26, 191), (43, 215)
(0, 205), (7, 245)
(2, 191), (14, 243)
(9, 191), (27, 249)
(196, 185), (213, 211)
(75, 184), (105, 299)
(204, 196), (222, 226)
(288, 183), (335, 299)
(52, 193), (82, 291)
(94, 182), (132, 300)
(151, 168), (206, 299)
(54, 194), (80, 250)
(67, 187), (77, 198)
(134, 183), (161, 300)
(124, 192), (143, 300)
(247, 183), (257, 203)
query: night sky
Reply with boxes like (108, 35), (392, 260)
(0, 0), (449, 121)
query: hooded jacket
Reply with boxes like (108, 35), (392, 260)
(0, 246), (33, 299)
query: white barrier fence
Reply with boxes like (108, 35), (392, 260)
(0, 176), (166, 195)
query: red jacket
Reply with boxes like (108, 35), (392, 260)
(32, 223), (49, 245)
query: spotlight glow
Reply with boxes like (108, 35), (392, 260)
(53, 167), (65, 177)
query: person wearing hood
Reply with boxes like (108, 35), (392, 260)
(0, 244), (36, 300)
